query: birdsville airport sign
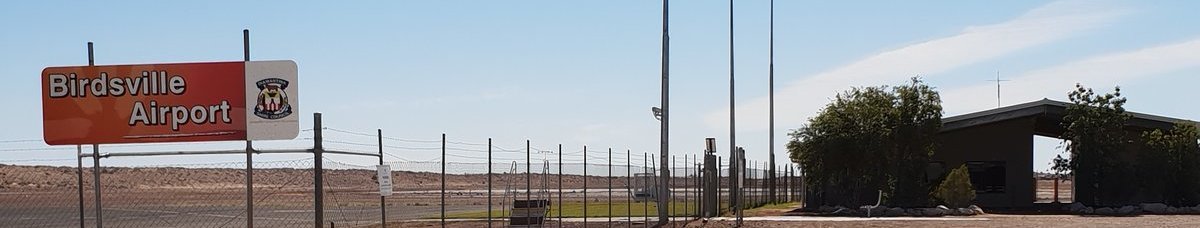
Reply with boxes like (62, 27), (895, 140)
(41, 60), (299, 145)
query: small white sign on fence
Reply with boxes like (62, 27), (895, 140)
(377, 164), (393, 196)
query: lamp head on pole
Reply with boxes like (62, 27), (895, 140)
(651, 107), (663, 121)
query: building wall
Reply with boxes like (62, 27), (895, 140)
(935, 117), (1035, 208)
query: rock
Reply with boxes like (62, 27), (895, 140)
(926, 208), (948, 216)
(1167, 207), (1179, 214)
(905, 208), (923, 217)
(1095, 207), (1115, 215)
(832, 206), (856, 216)
(1067, 202), (1087, 213)
(968, 205), (986, 215)
(885, 207), (905, 217)
(819, 205), (836, 213)
(955, 208), (974, 216)
(858, 205), (888, 217)
(1190, 206), (1200, 214)
(1118, 205), (1138, 215)
(1082, 207), (1094, 214)
(1141, 203), (1168, 214)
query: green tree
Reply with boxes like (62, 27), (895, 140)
(889, 78), (942, 206)
(934, 165), (976, 208)
(1053, 83), (1135, 206)
(1141, 123), (1200, 206)
(788, 77), (941, 207)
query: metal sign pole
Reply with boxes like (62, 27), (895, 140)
(86, 42), (105, 228)
(76, 145), (84, 228)
(313, 113), (324, 228)
(243, 28), (255, 228)
(92, 144), (102, 228)
(608, 148), (613, 225)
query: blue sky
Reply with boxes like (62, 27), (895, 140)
(2, 0), (1199, 173)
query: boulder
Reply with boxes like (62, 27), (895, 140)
(1067, 202), (1087, 213)
(832, 206), (857, 216)
(1190, 206), (1200, 214)
(819, 205), (836, 213)
(885, 207), (905, 217)
(955, 208), (975, 216)
(1095, 207), (1115, 215)
(1141, 203), (1168, 214)
(919, 208), (943, 217)
(1117, 205), (1138, 215)
(1167, 207), (1180, 214)
(905, 208), (923, 217)
(860, 205), (888, 216)
(968, 205), (986, 215)
(1082, 207), (1094, 214)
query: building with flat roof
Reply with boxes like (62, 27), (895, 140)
(934, 99), (1195, 208)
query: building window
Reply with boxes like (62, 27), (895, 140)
(966, 161), (1006, 193)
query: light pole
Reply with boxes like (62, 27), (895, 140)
(655, 0), (671, 226)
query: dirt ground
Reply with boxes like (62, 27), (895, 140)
(378, 215), (1200, 228)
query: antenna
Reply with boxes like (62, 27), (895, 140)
(986, 71), (1010, 108)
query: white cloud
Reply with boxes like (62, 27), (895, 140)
(942, 38), (1200, 115)
(705, 0), (1127, 131)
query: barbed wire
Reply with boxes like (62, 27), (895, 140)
(0, 158), (78, 163)
(0, 139), (42, 143)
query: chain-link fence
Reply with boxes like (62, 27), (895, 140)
(1, 120), (801, 227)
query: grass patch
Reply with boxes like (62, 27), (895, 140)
(437, 201), (699, 219)
(742, 202), (801, 216)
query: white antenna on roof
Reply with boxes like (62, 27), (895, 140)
(986, 71), (1010, 108)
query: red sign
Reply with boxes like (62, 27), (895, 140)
(41, 61), (298, 145)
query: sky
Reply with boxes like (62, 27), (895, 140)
(2, 0), (1200, 173)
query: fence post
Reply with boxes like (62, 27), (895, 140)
(488, 138), (493, 228)
(91, 144), (102, 228)
(76, 145), (84, 228)
(687, 155), (692, 218)
(625, 149), (631, 227)
(557, 144), (563, 228)
(608, 147), (613, 226)
(642, 153), (649, 228)
(578, 145), (583, 225)
(313, 113), (324, 228)
(670, 155), (676, 217)
(440, 133), (446, 228)
(246, 139), (254, 228)
(526, 140), (531, 213)
(650, 154), (659, 224)
(377, 129), (386, 228)
(243, 29), (255, 228)
(696, 161), (701, 218)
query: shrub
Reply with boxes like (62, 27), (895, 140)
(934, 165), (975, 208)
